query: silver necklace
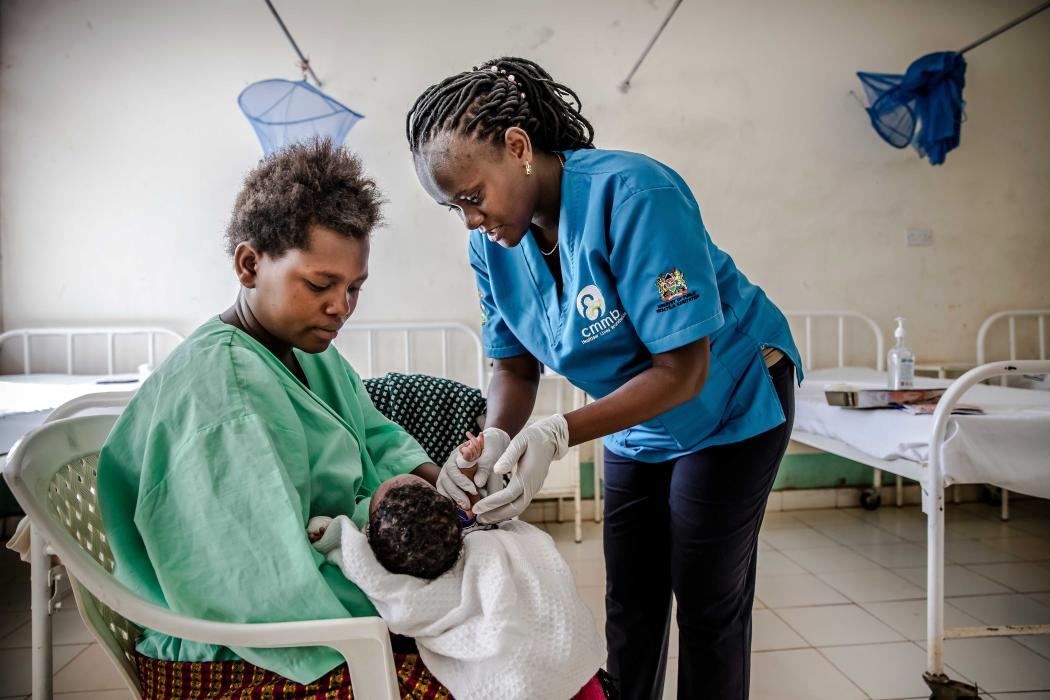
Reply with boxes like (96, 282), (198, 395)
(540, 153), (565, 257)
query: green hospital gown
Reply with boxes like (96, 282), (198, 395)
(97, 317), (431, 684)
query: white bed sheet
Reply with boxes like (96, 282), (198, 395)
(0, 373), (141, 454)
(795, 368), (1050, 498)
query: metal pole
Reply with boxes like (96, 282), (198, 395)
(263, 0), (324, 87)
(958, 0), (1050, 55)
(30, 525), (53, 700)
(619, 0), (685, 93)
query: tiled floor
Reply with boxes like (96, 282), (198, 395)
(1, 499), (1049, 699)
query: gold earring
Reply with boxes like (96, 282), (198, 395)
(525, 161), (533, 176)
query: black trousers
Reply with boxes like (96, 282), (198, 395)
(603, 357), (795, 700)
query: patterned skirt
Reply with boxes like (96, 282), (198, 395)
(135, 653), (613, 699)
(135, 653), (450, 699)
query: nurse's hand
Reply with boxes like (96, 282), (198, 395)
(472, 415), (569, 524)
(436, 427), (511, 510)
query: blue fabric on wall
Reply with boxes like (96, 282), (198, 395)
(857, 51), (967, 165)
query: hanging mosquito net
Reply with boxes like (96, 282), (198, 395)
(238, 79), (364, 155)
(856, 51), (966, 165)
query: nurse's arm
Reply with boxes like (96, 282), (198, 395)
(484, 353), (542, 436)
(564, 337), (710, 446)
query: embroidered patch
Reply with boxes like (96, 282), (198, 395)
(478, 289), (488, 326)
(656, 268), (689, 301)
(655, 268), (700, 314)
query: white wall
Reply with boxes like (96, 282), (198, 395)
(2, 0), (1048, 365)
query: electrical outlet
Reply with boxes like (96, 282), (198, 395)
(906, 228), (933, 246)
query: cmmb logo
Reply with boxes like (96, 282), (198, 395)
(575, 284), (625, 344)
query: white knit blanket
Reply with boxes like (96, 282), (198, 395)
(311, 516), (605, 700)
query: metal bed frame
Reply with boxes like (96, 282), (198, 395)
(784, 310), (911, 508)
(0, 327), (183, 376)
(336, 321), (486, 391)
(975, 310), (1050, 522)
(793, 360), (1050, 697)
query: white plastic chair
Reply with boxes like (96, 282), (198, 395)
(4, 414), (400, 700)
(18, 391), (136, 699)
(975, 309), (1050, 521)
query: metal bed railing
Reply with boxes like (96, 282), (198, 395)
(976, 308), (1050, 372)
(784, 310), (894, 507)
(923, 360), (1050, 696)
(337, 322), (486, 391)
(974, 309), (1050, 521)
(0, 327), (184, 375)
(784, 309), (886, 373)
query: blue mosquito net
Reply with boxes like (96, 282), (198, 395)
(857, 51), (967, 165)
(238, 79), (364, 156)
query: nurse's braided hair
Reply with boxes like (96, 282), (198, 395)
(406, 56), (595, 154)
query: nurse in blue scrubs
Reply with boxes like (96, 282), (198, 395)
(407, 57), (802, 700)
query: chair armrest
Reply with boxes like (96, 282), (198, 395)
(135, 611), (398, 700)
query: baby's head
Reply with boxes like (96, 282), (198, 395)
(367, 474), (463, 579)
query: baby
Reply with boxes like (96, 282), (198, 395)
(308, 432), (485, 579)
(308, 431), (608, 700)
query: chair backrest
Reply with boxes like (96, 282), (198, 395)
(4, 414), (144, 696)
(783, 310), (886, 372)
(46, 390), (136, 423)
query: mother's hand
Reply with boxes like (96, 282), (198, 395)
(472, 415), (569, 524)
(436, 427), (511, 510)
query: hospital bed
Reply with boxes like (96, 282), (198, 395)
(0, 327), (183, 456)
(785, 310), (1050, 694)
(784, 310), (903, 508)
(793, 360), (1050, 696)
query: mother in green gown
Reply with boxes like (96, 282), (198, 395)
(97, 141), (440, 684)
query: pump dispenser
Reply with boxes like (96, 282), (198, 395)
(887, 317), (915, 389)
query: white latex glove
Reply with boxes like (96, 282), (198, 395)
(435, 427), (511, 510)
(472, 414), (569, 524)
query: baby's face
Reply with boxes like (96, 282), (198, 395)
(369, 473), (436, 518)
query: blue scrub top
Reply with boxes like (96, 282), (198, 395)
(469, 149), (803, 462)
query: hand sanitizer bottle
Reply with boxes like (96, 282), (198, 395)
(888, 317), (915, 389)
